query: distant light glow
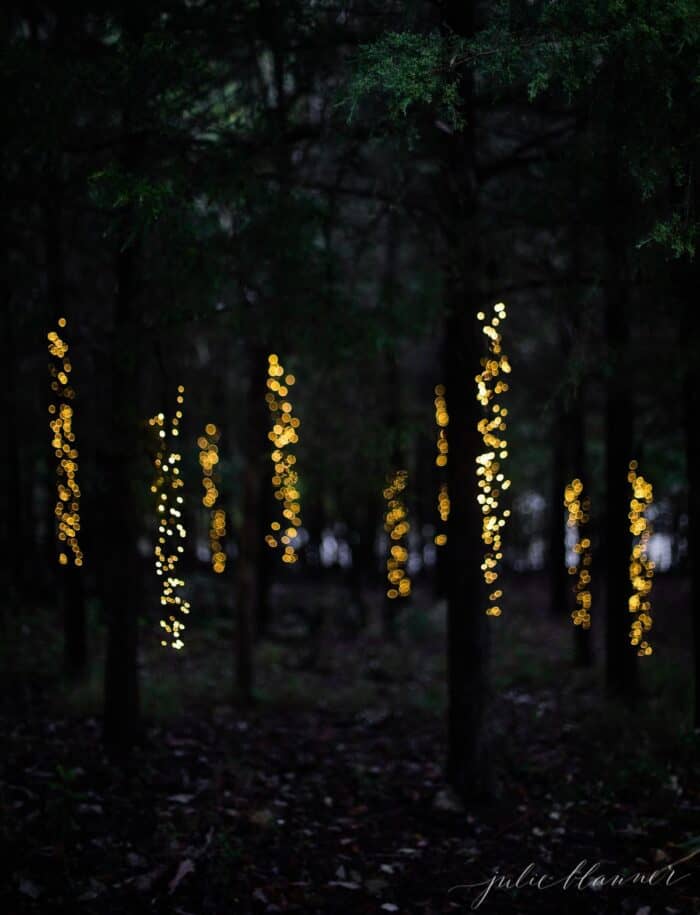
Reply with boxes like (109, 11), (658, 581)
(265, 354), (302, 564)
(198, 424), (227, 573)
(47, 318), (83, 567)
(149, 386), (190, 650)
(627, 461), (655, 656)
(383, 470), (411, 599)
(434, 383), (449, 545)
(564, 478), (592, 628)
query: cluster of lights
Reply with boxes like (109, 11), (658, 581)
(434, 384), (449, 546)
(149, 385), (190, 650)
(564, 479), (592, 629)
(265, 354), (302, 564)
(475, 302), (512, 617)
(383, 470), (412, 599)
(47, 318), (83, 567)
(627, 461), (655, 656)
(198, 423), (227, 574)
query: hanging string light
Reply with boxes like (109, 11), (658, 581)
(148, 385), (190, 650)
(475, 302), (512, 617)
(434, 384), (449, 547)
(198, 423), (227, 574)
(627, 461), (655, 656)
(564, 478), (592, 629)
(383, 469), (411, 599)
(265, 354), (302, 564)
(47, 317), (83, 568)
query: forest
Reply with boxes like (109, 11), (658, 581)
(2, 1), (700, 913)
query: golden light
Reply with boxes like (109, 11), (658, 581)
(564, 478), (592, 629)
(475, 302), (511, 617)
(149, 385), (190, 650)
(265, 354), (302, 564)
(47, 318), (83, 567)
(434, 383), (449, 545)
(199, 423), (227, 573)
(383, 469), (412, 599)
(627, 461), (655, 656)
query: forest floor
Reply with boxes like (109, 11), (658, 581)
(2, 572), (700, 915)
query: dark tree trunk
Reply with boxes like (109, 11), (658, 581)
(566, 136), (593, 667)
(235, 346), (268, 702)
(103, 105), (143, 755)
(681, 261), (700, 728)
(444, 306), (488, 799)
(441, 0), (489, 800)
(548, 394), (568, 617)
(1, 275), (24, 606)
(254, 516), (274, 640)
(571, 388), (593, 667)
(603, 126), (637, 700)
(381, 212), (402, 642)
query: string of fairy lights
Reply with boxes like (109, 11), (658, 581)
(475, 302), (512, 617)
(627, 461), (655, 656)
(434, 384), (449, 547)
(383, 469), (412, 599)
(47, 318), (83, 567)
(149, 386), (190, 650)
(564, 479), (592, 629)
(264, 354), (302, 564)
(44, 317), (667, 663)
(198, 423), (227, 574)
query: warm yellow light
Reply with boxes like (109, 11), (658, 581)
(48, 319), (83, 568)
(150, 391), (191, 649)
(475, 303), (511, 616)
(564, 479), (592, 629)
(627, 462), (655, 656)
(265, 355), (302, 563)
(383, 470), (412, 599)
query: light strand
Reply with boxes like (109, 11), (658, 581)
(383, 469), (411, 599)
(627, 460), (655, 656)
(149, 385), (190, 650)
(564, 478), (592, 628)
(475, 302), (512, 617)
(198, 423), (227, 574)
(265, 354), (302, 564)
(47, 317), (83, 567)
(434, 383), (449, 547)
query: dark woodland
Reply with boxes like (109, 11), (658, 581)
(2, 2), (700, 913)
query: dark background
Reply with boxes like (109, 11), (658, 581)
(2, 2), (699, 913)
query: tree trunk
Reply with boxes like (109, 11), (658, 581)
(603, 125), (637, 700)
(381, 212), (402, 642)
(548, 395), (568, 617)
(571, 388), (593, 667)
(441, 0), (488, 799)
(235, 346), (268, 702)
(103, 105), (142, 755)
(681, 261), (700, 728)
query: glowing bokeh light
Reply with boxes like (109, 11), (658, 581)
(564, 478), (592, 628)
(47, 318), (83, 567)
(475, 302), (512, 617)
(149, 386), (190, 650)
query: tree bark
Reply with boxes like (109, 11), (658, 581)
(603, 121), (637, 700)
(681, 259), (700, 728)
(571, 387), (593, 667)
(441, 0), (489, 800)
(235, 346), (268, 701)
(548, 393), (568, 617)
(103, 102), (143, 755)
